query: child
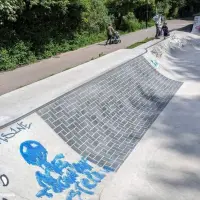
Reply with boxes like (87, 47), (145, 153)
(162, 22), (170, 39)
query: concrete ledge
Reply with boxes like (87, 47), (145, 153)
(0, 48), (146, 128)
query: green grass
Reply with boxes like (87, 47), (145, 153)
(127, 37), (155, 49)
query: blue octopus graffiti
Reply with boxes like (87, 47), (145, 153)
(20, 140), (114, 200)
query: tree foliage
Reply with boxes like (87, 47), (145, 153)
(0, 0), (24, 22)
(0, 0), (198, 71)
(80, 0), (110, 33)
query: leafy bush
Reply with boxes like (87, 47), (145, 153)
(0, 49), (15, 71)
(0, 41), (36, 71)
(0, 32), (108, 71)
(10, 41), (36, 65)
(0, 0), (179, 71)
(81, 0), (111, 33)
(120, 12), (154, 32)
(148, 20), (155, 27)
(121, 12), (140, 32)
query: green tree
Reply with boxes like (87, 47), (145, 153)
(0, 0), (25, 22)
(81, 0), (110, 33)
(106, 0), (137, 29)
(106, 0), (156, 28)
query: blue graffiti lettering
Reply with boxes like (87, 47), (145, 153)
(81, 178), (97, 189)
(20, 140), (114, 200)
(66, 189), (81, 200)
(75, 182), (94, 195)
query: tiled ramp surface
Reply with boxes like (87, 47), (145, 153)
(37, 56), (182, 170)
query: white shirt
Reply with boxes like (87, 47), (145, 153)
(153, 15), (162, 27)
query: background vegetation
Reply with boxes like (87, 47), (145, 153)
(0, 0), (198, 71)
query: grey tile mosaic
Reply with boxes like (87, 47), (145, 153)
(37, 56), (182, 171)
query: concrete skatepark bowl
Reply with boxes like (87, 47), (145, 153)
(1, 21), (200, 200)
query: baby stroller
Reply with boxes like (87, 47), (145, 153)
(111, 31), (121, 44)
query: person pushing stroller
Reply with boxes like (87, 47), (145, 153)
(106, 24), (121, 45)
(106, 24), (115, 45)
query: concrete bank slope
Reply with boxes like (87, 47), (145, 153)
(101, 32), (200, 200)
(145, 30), (200, 81)
(0, 36), (182, 200)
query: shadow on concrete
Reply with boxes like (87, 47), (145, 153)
(176, 24), (193, 32)
(179, 17), (194, 21)
(169, 24), (193, 34)
(125, 91), (200, 199)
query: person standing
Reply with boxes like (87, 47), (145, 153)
(106, 24), (115, 45)
(153, 14), (162, 39)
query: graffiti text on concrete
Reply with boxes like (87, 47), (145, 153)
(0, 174), (9, 200)
(0, 122), (32, 144)
(0, 175), (9, 187)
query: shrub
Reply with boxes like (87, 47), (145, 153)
(81, 0), (111, 33)
(121, 12), (144, 32)
(148, 20), (155, 27)
(0, 41), (36, 71)
(10, 41), (36, 65)
(0, 49), (15, 71)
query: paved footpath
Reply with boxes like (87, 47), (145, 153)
(0, 19), (192, 96)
